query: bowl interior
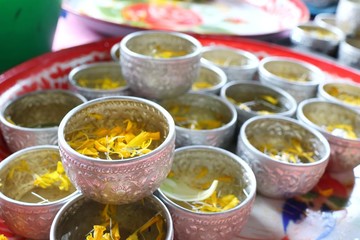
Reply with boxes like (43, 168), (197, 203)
(163, 147), (254, 212)
(191, 65), (224, 91)
(301, 101), (360, 138)
(125, 33), (197, 58)
(245, 118), (327, 164)
(298, 25), (340, 41)
(224, 83), (293, 115)
(63, 98), (170, 160)
(202, 48), (255, 68)
(263, 60), (319, 83)
(70, 63), (127, 90)
(2, 91), (84, 128)
(53, 196), (170, 239)
(323, 83), (360, 106)
(0, 148), (76, 203)
(159, 94), (233, 130)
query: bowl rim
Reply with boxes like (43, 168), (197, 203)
(220, 80), (298, 117)
(296, 97), (360, 144)
(120, 30), (202, 61)
(240, 115), (331, 166)
(68, 61), (130, 93)
(156, 145), (257, 216)
(49, 193), (174, 240)
(161, 92), (237, 133)
(200, 45), (259, 71)
(0, 89), (87, 132)
(0, 145), (80, 207)
(58, 96), (176, 163)
(317, 81), (360, 110)
(258, 56), (325, 86)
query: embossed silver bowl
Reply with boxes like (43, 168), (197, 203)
(191, 61), (227, 95)
(297, 98), (360, 172)
(290, 22), (345, 54)
(58, 96), (176, 204)
(258, 56), (325, 103)
(0, 89), (86, 153)
(110, 41), (120, 62)
(158, 92), (237, 149)
(0, 145), (79, 239)
(201, 46), (259, 81)
(236, 115), (330, 198)
(50, 194), (173, 240)
(220, 80), (297, 126)
(120, 30), (202, 100)
(68, 62), (132, 100)
(317, 81), (360, 112)
(338, 37), (360, 69)
(157, 145), (256, 240)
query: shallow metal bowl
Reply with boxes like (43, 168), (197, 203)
(290, 22), (345, 54)
(220, 80), (297, 126)
(68, 62), (132, 100)
(338, 37), (360, 69)
(0, 145), (79, 239)
(0, 90), (86, 153)
(58, 96), (176, 204)
(258, 56), (325, 103)
(157, 145), (256, 240)
(201, 46), (259, 81)
(120, 31), (202, 100)
(190, 61), (227, 95)
(297, 98), (360, 172)
(158, 92), (237, 149)
(317, 81), (360, 112)
(50, 194), (173, 240)
(236, 116), (330, 198)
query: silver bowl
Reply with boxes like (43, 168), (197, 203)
(290, 22), (345, 54)
(110, 41), (120, 62)
(58, 96), (176, 204)
(158, 92), (237, 149)
(0, 145), (79, 239)
(317, 81), (360, 112)
(258, 56), (325, 103)
(297, 98), (360, 172)
(0, 89), (86, 153)
(120, 30), (202, 100)
(50, 194), (173, 240)
(338, 37), (360, 69)
(220, 80), (297, 126)
(157, 145), (256, 240)
(336, 0), (360, 37)
(236, 115), (330, 198)
(314, 13), (337, 28)
(190, 61), (227, 95)
(201, 46), (259, 81)
(68, 61), (132, 100)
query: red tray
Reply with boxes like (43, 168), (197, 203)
(0, 36), (360, 239)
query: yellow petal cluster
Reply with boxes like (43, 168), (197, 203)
(326, 124), (358, 140)
(259, 138), (315, 164)
(33, 161), (71, 191)
(67, 119), (160, 160)
(87, 204), (164, 240)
